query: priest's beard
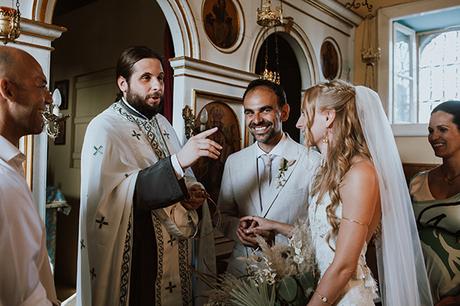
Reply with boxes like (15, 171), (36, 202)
(126, 89), (163, 119)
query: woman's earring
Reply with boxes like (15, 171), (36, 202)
(320, 134), (328, 167)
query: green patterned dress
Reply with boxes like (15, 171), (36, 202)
(410, 171), (460, 303)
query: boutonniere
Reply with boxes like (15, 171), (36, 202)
(276, 158), (296, 188)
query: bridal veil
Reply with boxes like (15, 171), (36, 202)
(354, 86), (433, 306)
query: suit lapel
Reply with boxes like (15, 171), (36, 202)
(262, 136), (301, 217)
(242, 144), (263, 214)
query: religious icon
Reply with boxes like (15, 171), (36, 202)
(192, 101), (241, 203)
(203, 0), (240, 49)
(320, 39), (341, 80)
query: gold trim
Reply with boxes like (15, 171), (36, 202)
(39, 0), (49, 22)
(284, 1), (351, 37)
(250, 25), (319, 85)
(176, 0), (197, 58)
(201, 0), (245, 54)
(32, 0), (38, 20)
(321, 36), (343, 79)
(175, 65), (254, 84)
(175, 73), (248, 89)
(194, 89), (244, 103)
(13, 40), (54, 51)
(169, 1), (187, 56)
(304, 0), (360, 27)
(22, 17), (67, 32)
(185, 0), (201, 58)
(171, 56), (258, 80)
(192, 89), (248, 147)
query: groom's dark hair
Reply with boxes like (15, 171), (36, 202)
(243, 79), (287, 107)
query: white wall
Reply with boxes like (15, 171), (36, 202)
(48, 0), (167, 198)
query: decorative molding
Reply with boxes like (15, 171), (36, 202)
(170, 56), (258, 85)
(249, 23), (319, 89)
(281, 0), (360, 38)
(20, 17), (66, 39)
(305, 0), (362, 26)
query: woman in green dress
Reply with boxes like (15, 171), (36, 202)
(410, 100), (460, 306)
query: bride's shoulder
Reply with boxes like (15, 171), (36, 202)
(342, 157), (378, 189)
(340, 157), (379, 212)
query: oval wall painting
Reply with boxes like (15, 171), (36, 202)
(320, 39), (341, 80)
(203, 0), (240, 49)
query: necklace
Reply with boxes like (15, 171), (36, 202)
(442, 168), (460, 185)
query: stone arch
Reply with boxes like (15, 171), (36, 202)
(249, 22), (319, 90)
(34, 0), (200, 58)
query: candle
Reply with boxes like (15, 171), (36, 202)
(52, 106), (61, 117)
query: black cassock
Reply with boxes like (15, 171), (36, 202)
(129, 157), (188, 306)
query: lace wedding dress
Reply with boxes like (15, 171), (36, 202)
(308, 194), (378, 306)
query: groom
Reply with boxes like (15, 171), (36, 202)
(218, 79), (320, 275)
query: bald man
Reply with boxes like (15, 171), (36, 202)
(0, 46), (58, 306)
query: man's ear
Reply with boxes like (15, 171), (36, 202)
(0, 79), (15, 101)
(280, 103), (290, 122)
(117, 76), (128, 94)
(324, 109), (336, 128)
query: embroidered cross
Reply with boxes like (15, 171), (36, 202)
(167, 235), (176, 246)
(124, 173), (129, 178)
(165, 282), (177, 293)
(131, 130), (141, 140)
(80, 239), (86, 249)
(93, 145), (103, 156)
(163, 130), (170, 139)
(90, 268), (96, 280)
(96, 216), (109, 229)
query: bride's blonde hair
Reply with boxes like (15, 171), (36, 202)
(302, 80), (370, 244)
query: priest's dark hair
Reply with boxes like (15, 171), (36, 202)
(242, 78), (287, 108)
(115, 46), (163, 100)
(432, 100), (460, 129)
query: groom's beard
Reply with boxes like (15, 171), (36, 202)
(126, 90), (163, 119)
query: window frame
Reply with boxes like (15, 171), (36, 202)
(377, 0), (460, 136)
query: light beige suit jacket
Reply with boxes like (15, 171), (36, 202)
(218, 134), (320, 275)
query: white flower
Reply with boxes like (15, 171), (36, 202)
(276, 158), (296, 188)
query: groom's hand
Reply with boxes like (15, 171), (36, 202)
(237, 220), (274, 248)
(236, 226), (258, 248)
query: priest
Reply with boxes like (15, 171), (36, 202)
(77, 46), (222, 306)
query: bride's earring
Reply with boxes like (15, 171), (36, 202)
(320, 133), (328, 167)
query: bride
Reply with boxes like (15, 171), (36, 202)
(241, 80), (432, 306)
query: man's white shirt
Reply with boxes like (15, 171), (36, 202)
(0, 135), (57, 306)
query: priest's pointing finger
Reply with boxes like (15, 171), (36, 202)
(176, 127), (223, 169)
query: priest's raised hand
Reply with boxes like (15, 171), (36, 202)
(176, 127), (223, 169)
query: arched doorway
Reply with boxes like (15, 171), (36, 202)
(47, 0), (174, 302)
(255, 32), (302, 142)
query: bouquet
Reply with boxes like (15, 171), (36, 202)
(205, 221), (318, 306)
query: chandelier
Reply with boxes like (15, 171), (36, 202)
(0, 0), (21, 44)
(261, 34), (281, 85)
(257, 1), (288, 85)
(257, 0), (283, 28)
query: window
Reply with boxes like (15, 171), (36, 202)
(419, 30), (460, 120)
(393, 23), (416, 123)
(391, 24), (460, 124)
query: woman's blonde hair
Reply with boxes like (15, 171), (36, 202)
(302, 80), (370, 245)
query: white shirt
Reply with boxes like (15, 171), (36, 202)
(256, 133), (288, 183)
(0, 135), (57, 306)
